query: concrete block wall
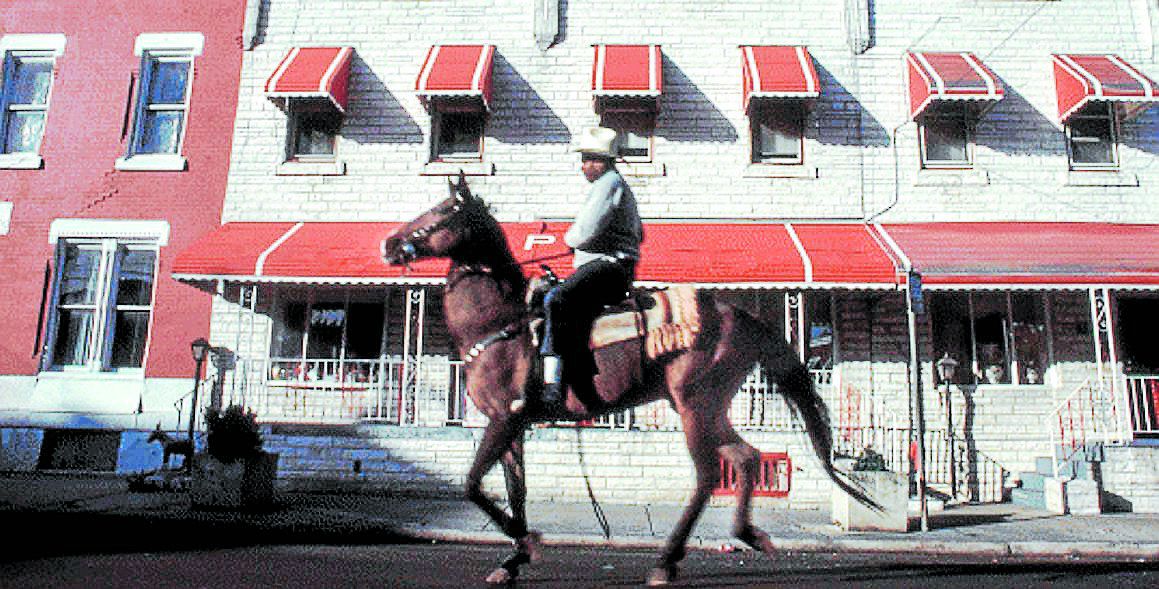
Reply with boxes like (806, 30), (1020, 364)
(1101, 445), (1159, 513)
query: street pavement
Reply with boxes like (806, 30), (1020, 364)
(0, 471), (1156, 562)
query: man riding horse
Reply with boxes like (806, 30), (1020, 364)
(532, 126), (643, 413)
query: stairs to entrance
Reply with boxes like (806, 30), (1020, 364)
(1012, 447), (1103, 514)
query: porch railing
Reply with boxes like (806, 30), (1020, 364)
(1124, 375), (1159, 437)
(1050, 375), (1131, 479)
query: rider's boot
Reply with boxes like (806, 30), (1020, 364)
(540, 354), (565, 414)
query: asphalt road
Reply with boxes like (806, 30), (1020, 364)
(3, 542), (1156, 588)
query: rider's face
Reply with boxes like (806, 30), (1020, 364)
(581, 157), (609, 183)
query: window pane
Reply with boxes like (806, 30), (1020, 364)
(115, 249), (156, 306)
(973, 294), (1010, 384)
(137, 110), (183, 154)
(923, 116), (969, 164)
(9, 58), (53, 105)
(292, 111), (339, 157)
(3, 111), (45, 153)
(306, 304), (346, 359)
(753, 109), (802, 163)
(1069, 117), (1114, 165)
(601, 111), (654, 161)
(53, 309), (94, 366)
(110, 310), (149, 368)
(435, 112), (483, 159)
(806, 294), (833, 372)
(345, 302), (384, 359)
(58, 245), (102, 306)
(1011, 294), (1046, 385)
(147, 60), (189, 104)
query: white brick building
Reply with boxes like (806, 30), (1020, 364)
(175, 1), (1159, 510)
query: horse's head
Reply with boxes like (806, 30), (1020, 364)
(146, 423), (166, 443)
(381, 173), (483, 266)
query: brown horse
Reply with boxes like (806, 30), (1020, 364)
(381, 176), (877, 586)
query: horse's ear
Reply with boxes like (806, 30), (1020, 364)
(154, 422), (161, 430)
(447, 178), (457, 199)
(455, 170), (475, 203)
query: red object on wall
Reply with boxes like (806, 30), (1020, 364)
(905, 51), (1003, 120)
(0, 2), (246, 378)
(1052, 54), (1159, 122)
(714, 452), (792, 498)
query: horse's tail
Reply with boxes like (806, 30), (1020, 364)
(748, 314), (884, 513)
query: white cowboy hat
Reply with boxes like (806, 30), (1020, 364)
(573, 126), (619, 158)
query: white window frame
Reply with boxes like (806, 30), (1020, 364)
(1065, 102), (1119, 171)
(42, 220), (168, 374)
(600, 109), (656, 164)
(0, 34), (65, 169)
(749, 102), (805, 166)
(430, 108), (485, 163)
(918, 103), (974, 169)
(116, 33), (203, 172)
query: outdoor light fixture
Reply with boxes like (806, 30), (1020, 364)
(936, 352), (959, 384)
(191, 337), (211, 363)
(935, 352), (960, 496)
(187, 337), (211, 470)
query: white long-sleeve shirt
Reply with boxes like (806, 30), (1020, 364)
(565, 168), (643, 268)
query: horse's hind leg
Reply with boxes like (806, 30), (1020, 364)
(719, 431), (776, 552)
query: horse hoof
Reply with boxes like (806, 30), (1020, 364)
(485, 568), (513, 585)
(736, 526), (776, 553)
(646, 566), (677, 587)
(520, 531), (544, 563)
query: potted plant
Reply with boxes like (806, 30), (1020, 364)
(831, 446), (908, 532)
(190, 404), (279, 509)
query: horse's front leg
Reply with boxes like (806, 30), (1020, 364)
(464, 417), (538, 584)
(488, 432), (544, 584)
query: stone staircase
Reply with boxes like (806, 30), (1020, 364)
(1012, 446), (1103, 514)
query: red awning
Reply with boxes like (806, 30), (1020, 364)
(415, 45), (496, 111)
(173, 222), (902, 289)
(1053, 54), (1159, 122)
(265, 47), (355, 112)
(592, 44), (663, 98)
(874, 223), (1159, 288)
(905, 51), (1003, 120)
(741, 46), (819, 112)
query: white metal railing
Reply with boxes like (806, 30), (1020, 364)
(1124, 375), (1159, 436)
(1050, 375), (1131, 478)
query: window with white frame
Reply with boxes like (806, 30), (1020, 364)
(930, 291), (1048, 386)
(287, 106), (341, 162)
(431, 110), (484, 162)
(601, 109), (655, 163)
(919, 103), (972, 168)
(117, 33), (203, 171)
(750, 102), (804, 165)
(1066, 102), (1118, 170)
(46, 238), (158, 371)
(0, 34), (65, 167)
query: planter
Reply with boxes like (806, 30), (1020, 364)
(190, 451), (279, 510)
(832, 470), (908, 532)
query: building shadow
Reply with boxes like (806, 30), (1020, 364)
(342, 54), (424, 145)
(813, 61), (889, 148)
(972, 82), (1062, 157)
(654, 54), (738, 143)
(487, 52), (572, 145)
(1120, 107), (1159, 157)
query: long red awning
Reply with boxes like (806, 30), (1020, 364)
(415, 45), (496, 111)
(265, 47), (355, 112)
(905, 51), (1003, 120)
(741, 46), (819, 112)
(1053, 54), (1159, 122)
(875, 223), (1159, 288)
(173, 222), (902, 289)
(592, 45), (663, 97)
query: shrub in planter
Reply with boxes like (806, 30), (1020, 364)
(205, 404), (262, 462)
(832, 446), (908, 532)
(191, 404), (277, 510)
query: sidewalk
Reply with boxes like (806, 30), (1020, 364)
(1, 472), (1156, 562)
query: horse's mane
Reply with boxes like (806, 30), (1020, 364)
(453, 198), (529, 295)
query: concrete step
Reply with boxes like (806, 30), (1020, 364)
(1019, 471), (1046, 491)
(1011, 487), (1047, 510)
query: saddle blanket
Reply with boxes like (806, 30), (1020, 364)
(589, 285), (701, 359)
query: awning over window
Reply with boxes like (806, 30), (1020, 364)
(591, 44), (663, 111)
(905, 51), (1003, 120)
(874, 223), (1159, 288)
(173, 222), (902, 289)
(415, 44), (496, 112)
(741, 46), (819, 112)
(1053, 54), (1159, 123)
(265, 47), (355, 113)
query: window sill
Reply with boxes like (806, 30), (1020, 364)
(743, 164), (818, 179)
(1062, 169), (1138, 187)
(36, 369), (145, 381)
(0, 153), (44, 170)
(618, 161), (666, 177)
(114, 154), (187, 172)
(276, 160), (347, 176)
(914, 167), (989, 187)
(421, 161), (495, 176)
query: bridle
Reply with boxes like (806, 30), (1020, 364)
(391, 194), (469, 264)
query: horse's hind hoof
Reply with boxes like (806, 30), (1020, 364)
(736, 525), (776, 553)
(646, 565), (678, 586)
(485, 567), (513, 585)
(519, 531), (544, 563)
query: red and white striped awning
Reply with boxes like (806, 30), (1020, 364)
(265, 47), (355, 113)
(1053, 54), (1159, 123)
(592, 45), (663, 96)
(905, 51), (1003, 120)
(741, 46), (819, 112)
(415, 45), (496, 112)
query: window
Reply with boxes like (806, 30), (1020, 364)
(431, 110), (484, 161)
(601, 110), (654, 163)
(1066, 103), (1117, 170)
(287, 107), (340, 161)
(116, 33), (203, 171)
(46, 239), (158, 371)
(0, 33), (65, 168)
(919, 104), (972, 168)
(750, 103), (804, 164)
(930, 292), (1048, 386)
(269, 296), (386, 382)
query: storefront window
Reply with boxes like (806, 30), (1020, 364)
(930, 291), (1047, 386)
